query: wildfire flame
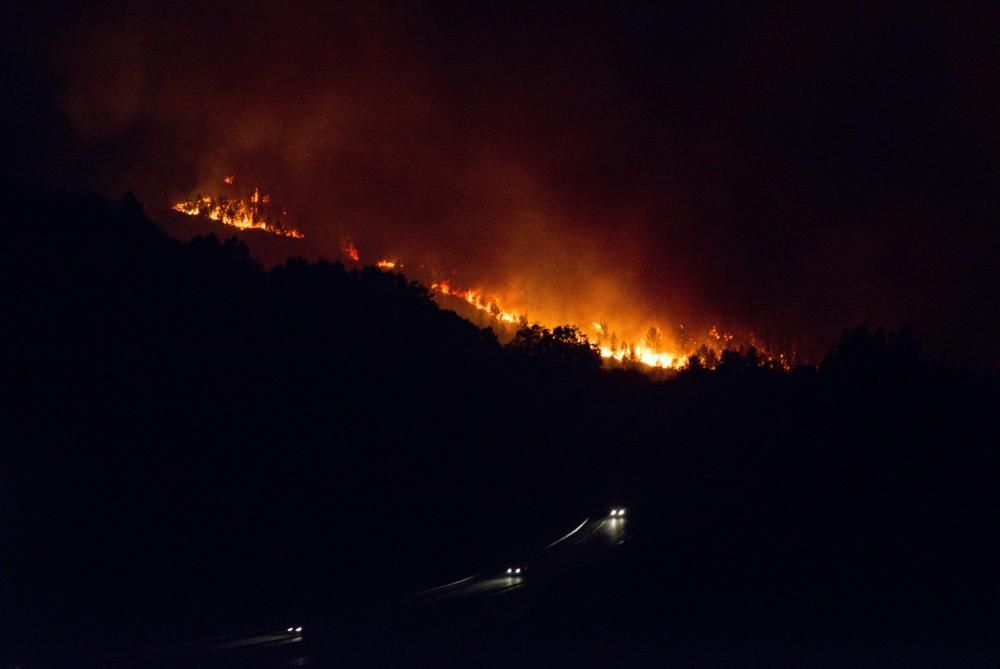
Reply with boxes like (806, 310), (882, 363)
(428, 277), (790, 370)
(172, 181), (304, 239)
(343, 248), (791, 371)
(172, 186), (790, 372)
(431, 281), (523, 324)
(598, 344), (680, 369)
(428, 279), (693, 367)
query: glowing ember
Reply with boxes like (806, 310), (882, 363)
(430, 279), (691, 366)
(173, 181), (304, 239)
(194, 213), (789, 371)
(430, 277), (791, 370)
(431, 281), (524, 324)
(334, 240), (791, 371)
(598, 344), (680, 369)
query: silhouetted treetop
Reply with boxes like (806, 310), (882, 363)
(506, 324), (602, 372)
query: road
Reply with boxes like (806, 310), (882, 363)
(92, 509), (631, 668)
(409, 513), (629, 601)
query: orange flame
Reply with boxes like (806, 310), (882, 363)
(346, 240), (792, 370)
(171, 184), (791, 371)
(430, 277), (791, 371)
(598, 344), (681, 369)
(173, 181), (304, 239)
(431, 281), (523, 324)
(431, 279), (691, 366)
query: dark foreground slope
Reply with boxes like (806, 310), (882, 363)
(3, 193), (998, 667)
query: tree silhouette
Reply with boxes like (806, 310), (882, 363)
(7, 190), (996, 665)
(507, 324), (601, 371)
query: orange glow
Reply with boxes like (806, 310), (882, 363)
(173, 180), (304, 239)
(431, 281), (524, 324)
(429, 278), (693, 367)
(429, 276), (791, 371)
(223, 175), (234, 184)
(598, 344), (681, 369)
(334, 235), (794, 371)
(329, 227), (795, 370)
(172, 188), (790, 371)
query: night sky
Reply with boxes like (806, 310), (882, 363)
(7, 0), (998, 364)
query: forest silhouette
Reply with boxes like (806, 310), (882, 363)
(5, 192), (998, 665)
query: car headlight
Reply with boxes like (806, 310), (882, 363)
(295, 626), (303, 633)
(515, 568), (521, 574)
(506, 568), (513, 574)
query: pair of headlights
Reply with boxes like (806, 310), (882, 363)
(609, 508), (627, 517)
(506, 567), (523, 575)
(286, 626), (303, 633)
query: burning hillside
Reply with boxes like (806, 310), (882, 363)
(173, 180), (304, 239)
(171, 177), (789, 371)
(432, 281), (522, 325)
(171, 180), (788, 370)
(428, 277), (789, 370)
(343, 245), (791, 371)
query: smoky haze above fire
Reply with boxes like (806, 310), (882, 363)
(11, 1), (999, 365)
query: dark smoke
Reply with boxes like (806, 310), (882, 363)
(8, 0), (999, 364)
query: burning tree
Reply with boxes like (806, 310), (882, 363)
(173, 182), (304, 239)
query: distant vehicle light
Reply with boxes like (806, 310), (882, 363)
(295, 626), (303, 633)
(515, 568), (521, 574)
(507, 568), (513, 574)
(287, 627), (294, 632)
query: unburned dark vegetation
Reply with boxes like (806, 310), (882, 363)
(4, 193), (999, 666)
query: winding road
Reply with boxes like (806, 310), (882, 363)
(98, 509), (631, 667)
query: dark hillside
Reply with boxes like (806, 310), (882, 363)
(4, 192), (998, 666)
